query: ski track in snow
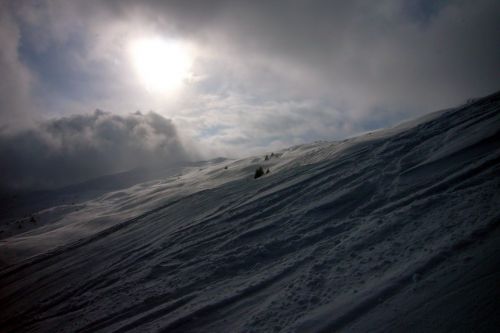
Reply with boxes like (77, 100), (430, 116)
(1, 92), (499, 332)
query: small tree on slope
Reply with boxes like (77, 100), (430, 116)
(254, 166), (265, 179)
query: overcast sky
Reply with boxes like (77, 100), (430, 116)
(0, 0), (499, 190)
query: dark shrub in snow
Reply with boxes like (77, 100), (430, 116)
(254, 166), (265, 179)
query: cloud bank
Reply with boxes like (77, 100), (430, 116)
(0, 111), (192, 191)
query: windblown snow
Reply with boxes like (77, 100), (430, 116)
(1, 92), (499, 332)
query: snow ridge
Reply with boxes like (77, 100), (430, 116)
(1, 91), (499, 332)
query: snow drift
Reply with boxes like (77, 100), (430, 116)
(0, 91), (499, 332)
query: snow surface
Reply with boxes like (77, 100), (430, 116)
(1, 92), (499, 332)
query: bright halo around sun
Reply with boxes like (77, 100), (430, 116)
(130, 37), (192, 93)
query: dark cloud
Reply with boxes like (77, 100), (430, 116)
(0, 110), (193, 191)
(186, 0), (500, 112)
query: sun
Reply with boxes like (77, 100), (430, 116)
(129, 37), (192, 93)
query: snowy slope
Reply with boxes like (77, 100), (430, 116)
(0, 92), (499, 332)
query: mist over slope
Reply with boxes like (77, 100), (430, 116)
(0, 110), (192, 191)
(0, 92), (499, 332)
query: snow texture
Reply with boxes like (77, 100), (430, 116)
(0, 91), (499, 332)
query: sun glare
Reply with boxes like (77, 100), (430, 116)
(130, 37), (192, 93)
